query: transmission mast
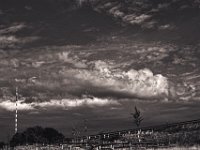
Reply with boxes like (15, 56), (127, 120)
(15, 87), (18, 134)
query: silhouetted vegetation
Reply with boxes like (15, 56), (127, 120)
(131, 106), (143, 127)
(0, 142), (5, 149)
(10, 126), (65, 147)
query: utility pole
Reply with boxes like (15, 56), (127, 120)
(15, 87), (18, 134)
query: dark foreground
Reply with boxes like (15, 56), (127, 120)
(1, 119), (200, 150)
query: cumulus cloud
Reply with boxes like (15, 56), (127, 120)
(38, 96), (119, 108)
(0, 100), (34, 111)
(1, 47), (195, 105)
(108, 5), (125, 18)
(58, 51), (88, 68)
(63, 60), (169, 100)
(130, 14), (152, 25)
(0, 35), (40, 49)
(0, 36), (18, 44)
(32, 61), (46, 68)
(90, 0), (200, 31)
(0, 96), (119, 111)
(0, 24), (26, 34)
(158, 24), (175, 30)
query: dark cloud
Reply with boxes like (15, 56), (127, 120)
(90, 0), (200, 33)
(0, 43), (199, 110)
(0, 0), (200, 141)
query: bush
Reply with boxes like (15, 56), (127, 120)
(0, 142), (5, 149)
(10, 126), (65, 147)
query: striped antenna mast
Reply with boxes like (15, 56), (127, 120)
(15, 87), (18, 134)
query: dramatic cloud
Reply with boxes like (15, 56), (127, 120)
(0, 35), (18, 44)
(58, 51), (87, 68)
(0, 0), (200, 141)
(90, 0), (200, 30)
(0, 44), (198, 108)
(0, 96), (119, 111)
(0, 100), (33, 111)
(0, 24), (26, 34)
(0, 23), (40, 49)
(63, 60), (169, 100)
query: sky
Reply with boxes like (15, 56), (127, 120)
(0, 0), (200, 141)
